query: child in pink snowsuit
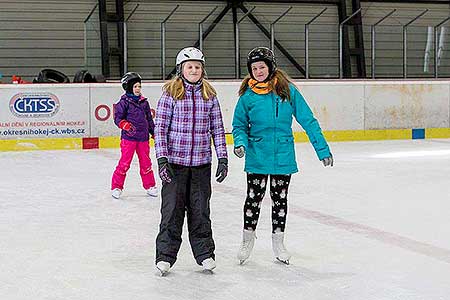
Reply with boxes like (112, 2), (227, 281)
(111, 72), (157, 199)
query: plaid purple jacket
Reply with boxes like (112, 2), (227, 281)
(155, 81), (228, 166)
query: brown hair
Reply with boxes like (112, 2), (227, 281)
(238, 69), (295, 101)
(163, 75), (217, 101)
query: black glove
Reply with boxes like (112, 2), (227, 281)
(157, 157), (175, 184)
(215, 158), (228, 183)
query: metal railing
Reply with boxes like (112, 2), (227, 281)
(305, 8), (327, 79)
(235, 6), (256, 79)
(87, 4), (450, 80)
(199, 6), (218, 51)
(434, 16), (450, 77)
(270, 7), (292, 51)
(160, 5), (179, 80)
(339, 8), (362, 79)
(123, 4), (140, 74)
(403, 10), (428, 78)
(371, 9), (396, 79)
(83, 4), (99, 70)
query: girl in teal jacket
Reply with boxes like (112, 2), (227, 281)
(232, 47), (333, 265)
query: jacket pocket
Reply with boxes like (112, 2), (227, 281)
(276, 136), (295, 166)
(247, 136), (265, 168)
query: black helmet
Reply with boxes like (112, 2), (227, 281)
(121, 72), (142, 93)
(247, 47), (277, 80)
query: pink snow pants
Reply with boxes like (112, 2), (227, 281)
(111, 139), (156, 190)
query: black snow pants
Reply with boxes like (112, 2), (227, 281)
(155, 163), (215, 266)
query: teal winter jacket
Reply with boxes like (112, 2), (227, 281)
(232, 83), (331, 175)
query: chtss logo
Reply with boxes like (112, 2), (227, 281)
(9, 92), (60, 117)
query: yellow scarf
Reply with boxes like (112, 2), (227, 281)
(248, 78), (277, 95)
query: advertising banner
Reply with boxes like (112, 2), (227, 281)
(0, 84), (90, 140)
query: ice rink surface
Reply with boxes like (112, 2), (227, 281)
(1, 139), (449, 300)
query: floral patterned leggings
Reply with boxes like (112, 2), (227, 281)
(243, 173), (291, 233)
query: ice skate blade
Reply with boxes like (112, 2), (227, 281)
(276, 258), (290, 265)
(157, 269), (169, 277)
(111, 188), (122, 199)
(156, 264), (170, 277)
(202, 269), (215, 275)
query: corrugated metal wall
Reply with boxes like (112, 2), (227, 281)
(0, 0), (340, 80)
(1, 0), (450, 81)
(361, 2), (450, 78)
(122, 1), (339, 79)
(0, 0), (99, 82)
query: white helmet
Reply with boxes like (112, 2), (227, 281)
(176, 47), (205, 66)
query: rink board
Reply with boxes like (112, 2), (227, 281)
(1, 80), (449, 151)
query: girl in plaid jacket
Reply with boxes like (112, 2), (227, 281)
(154, 47), (228, 275)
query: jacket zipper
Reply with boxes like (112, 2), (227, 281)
(190, 89), (196, 166)
(274, 95), (277, 171)
(276, 98), (279, 118)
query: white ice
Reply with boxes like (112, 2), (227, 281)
(1, 139), (450, 300)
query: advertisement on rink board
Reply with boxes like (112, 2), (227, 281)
(0, 85), (90, 139)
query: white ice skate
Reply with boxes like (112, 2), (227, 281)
(272, 232), (291, 265)
(201, 258), (216, 273)
(111, 188), (122, 199)
(156, 261), (171, 276)
(146, 186), (158, 197)
(237, 229), (256, 265)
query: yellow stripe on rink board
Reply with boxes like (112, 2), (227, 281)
(0, 138), (82, 151)
(225, 134), (234, 145)
(98, 136), (120, 149)
(293, 132), (309, 142)
(293, 129), (411, 143)
(1, 128), (449, 151)
(426, 128), (450, 138)
(77, 129), (450, 147)
(324, 129), (411, 141)
(98, 136), (156, 148)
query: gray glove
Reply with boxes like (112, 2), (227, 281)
(234, 146), (245, 158)
(322, 156), (333, 167)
